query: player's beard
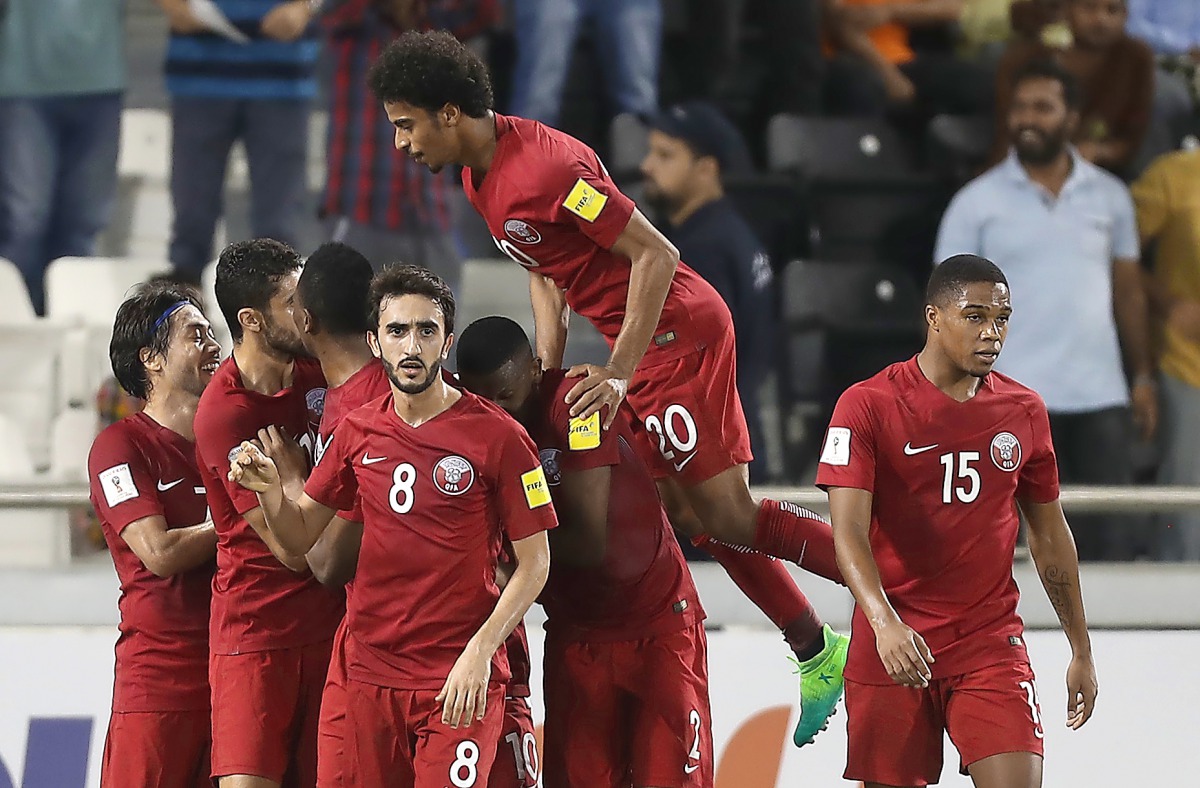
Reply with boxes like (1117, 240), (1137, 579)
(382, 355), (442, 396)
(263, 317), (309, 359)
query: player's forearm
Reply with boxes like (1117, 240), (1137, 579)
(835, 525), (903, 631)
(305, 517), (362, 587)
(140, 522), (217, 578)
(529, 273), (569, 368)
(1028, 517), (1093, 658)
(469, 539), (550, 658)
(607, 246), (677, 378)
(1114, 266), (1156, 379)
(256, 483), (325, 558)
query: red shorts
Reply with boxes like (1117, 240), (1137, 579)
(845, 660), (1046, 786)
(210, 639), (333, 783)
(488, 696), (540, 788)
(626, 320), (752, 485)
(317, 618), (351, 788)
(345, 680), (505, 788)
(101, 709), (211, 788)
(542, 622), (713, 788)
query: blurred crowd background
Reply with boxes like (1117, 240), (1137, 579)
(2, 0), (1200, 564)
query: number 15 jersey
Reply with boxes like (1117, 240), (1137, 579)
(815, 357), (1060, 684)
(305, 390), (558, 691)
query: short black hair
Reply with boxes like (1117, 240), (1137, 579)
(110, 281), (204, 400)
(368, 264), (456, 336)
(367, 30), (494, 117)
(215, 238), (302, 342)
(456, 316), (533, 376)
(1011, 58), (1081, 111)
(298, 242), (374, 337)
(928, 254), (1009, 306)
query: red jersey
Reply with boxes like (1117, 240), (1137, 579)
(88, 412), (213, 712)
(815, 357), (1060, 683)
(529, 370), (704, 642)
(462, 113), (730, 368)
(194, 356), (344, 655)
(305, 390), (558, 690)
(317, 359), (392, 525)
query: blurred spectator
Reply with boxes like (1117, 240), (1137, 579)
(936, 60), (1157, 560)
(508, 0), (661, 125)
(0, 0), (124, 315)
(156, 0), (321, 280)
(320, 1), (498, 293)
(993, 0), (1154, 176)
(640, 102), (774, 481)
(822, 0), (992, 118)
(960, 0), (1016, 64)
(1131, 149), (1200, 560)
(684, 0), (824, 115)
(1009, 0), (1070, 43)
(1127, 0), (1200, 150)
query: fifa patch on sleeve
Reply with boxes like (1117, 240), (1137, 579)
(562, 178), (608, 222)
(568, 412), (601, 451)
(99, 463), (139, 507)
(819, 427), (851, 466)
(521, 467), (552, 509)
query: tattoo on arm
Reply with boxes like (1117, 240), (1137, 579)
(1044, 564), (1075, 628)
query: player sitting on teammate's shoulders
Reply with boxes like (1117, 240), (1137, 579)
(819, 254), (1098, 788)
(458, 315), (715, 788)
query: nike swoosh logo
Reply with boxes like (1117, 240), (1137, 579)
(362, 453), (388, 465)
(903, 442), (939, 455)
(673, 452), (698, 473)
(684, 763), (700, 775)
(156, 479), (183, 491)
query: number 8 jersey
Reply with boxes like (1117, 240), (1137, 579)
(815, 356), (1060, 685)
(305, 388), (558, 691)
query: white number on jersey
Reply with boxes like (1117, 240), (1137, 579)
(450, 739), (480, 787)
(1019, 679), (1045, 740)
(388, 462), (417, 514)
(939, 451), (980, 504)
(504, 731), (540, 783)
(644, 404), (699, 467)
(685, 709), (703, 775)
(492, 236), (542, 269)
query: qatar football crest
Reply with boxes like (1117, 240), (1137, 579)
(433, 455), (475, 495)
(990, 432), (1021, 472)
(539, 448), (562, 487)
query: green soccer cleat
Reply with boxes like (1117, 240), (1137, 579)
(789, 624), (850, 747)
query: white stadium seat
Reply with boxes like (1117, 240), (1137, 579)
(45, 256), (168, 326)
(49, 408), (98, 482)
(0, 413), (37, 481)
(0, 324), (63, 469)
(201, 258), (233, 352)
(0, 257), (37, 324)
(458, 258), (535, 336)
(118, 109), (171, 182)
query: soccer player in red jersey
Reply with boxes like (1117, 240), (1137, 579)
(88, 282), (222, 787)
(290, 245), (539, 788)
(193, 239), (345, 788)
(817, 255), (1099, 788)
(229, 265), (555, 788)
(458, 316), (715, 788)
(365, 30), (848, 744)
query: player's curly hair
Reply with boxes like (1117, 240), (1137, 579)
(215, 238), (302, 342)
(456, 316), (532, 376)
(299, 242), (374, 337)
(367, 31), (493, 118)
(368, 264), (457, 337)
(110, 281), (204, 400)
(928, 254), (1009, 306)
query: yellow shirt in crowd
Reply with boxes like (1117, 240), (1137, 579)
(1132, 150), (1200, 389)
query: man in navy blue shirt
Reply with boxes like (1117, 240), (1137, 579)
(641, 101), (775, 480)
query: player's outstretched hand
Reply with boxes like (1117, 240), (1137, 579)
(1065, 653), (1098, 730)
(564, 364), (629, 430)
(437, 643), (492, 729)
(257, 426), (308, 488)
(228, 441), (279, 493)
(874, 618), (934, 688)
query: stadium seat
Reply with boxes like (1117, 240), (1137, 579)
(45, 256), (168, 326)
(0, 257), (37, 323)
(767, 115), (919, 181)
(609, 112), (650, 183)
(459, 258), (536, 337)
(927, 114), (994, 183)
(722, 173), (810, 269)
(118, 108), (171, 181)
(0, 413), (37, 481)
(49, 408), (98, 482)
(0, 323), (63, 469)
(200, 259), (233, 353)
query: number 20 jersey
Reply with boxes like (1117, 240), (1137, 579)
(816, 357), (1060, 684)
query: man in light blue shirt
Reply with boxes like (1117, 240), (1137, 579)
(0, 0), (125, 314)
(935, 58), (1157, 560)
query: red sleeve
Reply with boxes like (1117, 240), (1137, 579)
(493, 423), (559, 542)
(1017, 397), (1060, 503)
(88, 426), (165, 534)
(304, 425), (359, 513)
(194, 400), (267, 516)
(545, 150), (636, 250)
(548, 379), (620, 474)
(814, 385), (878, 493)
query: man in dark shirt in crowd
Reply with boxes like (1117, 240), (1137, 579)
(640, 101), (776, 481)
